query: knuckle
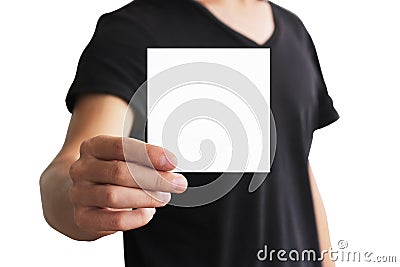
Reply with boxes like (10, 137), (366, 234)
(112, 138), (124, 156)
(69, 161), (82, 182)
(79, 139), (91, 155)
(104, 187), (118, 207)
(111, 214), (126, 230)
(110, 161), (127, 181)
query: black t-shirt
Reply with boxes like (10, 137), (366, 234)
(66, 0), (339, 266)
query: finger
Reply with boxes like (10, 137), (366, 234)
(82, 158), (187, 193)
(76, 207), (156, 232)
(71, 184), (171, 208)
(85, 135), (177, 171)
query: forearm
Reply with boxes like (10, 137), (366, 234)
(39, 159), (99, 241)
(40, 95), (135, 241)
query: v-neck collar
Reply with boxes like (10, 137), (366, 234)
(188, 0), (279, 47)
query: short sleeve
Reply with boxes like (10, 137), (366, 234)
(66, 13), (148, 113)
(307, 33), (340, 131)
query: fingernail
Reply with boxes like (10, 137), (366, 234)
(149, 208), (156, 216)
(160, 156), (166, 167)
(157, 192), (171, 203)
(172, 175), (187, 192)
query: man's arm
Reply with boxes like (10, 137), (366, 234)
(40, 94), (187, 241)
(40, 94), (134, 240)
(308, 163), (336, 267)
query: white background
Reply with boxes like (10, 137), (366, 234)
(0, 0), (399, 266)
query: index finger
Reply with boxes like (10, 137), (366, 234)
(85, 135), (177, 171)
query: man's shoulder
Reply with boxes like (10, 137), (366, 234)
(270, 1), (308, 33)
(96, 0), (183, 36)
(105, 0), (181, 22)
